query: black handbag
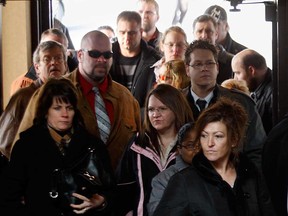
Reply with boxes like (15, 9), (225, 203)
(49, 147), (112, 205)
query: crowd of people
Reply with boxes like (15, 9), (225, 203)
(0, 0), (283, 215)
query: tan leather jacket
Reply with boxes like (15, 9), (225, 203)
(16, 70), (141, 170)
(0, 79), (42, 159)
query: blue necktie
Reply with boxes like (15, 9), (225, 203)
(93, 87), (111, 143)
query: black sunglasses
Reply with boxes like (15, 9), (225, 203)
(82, 49), (113, 59)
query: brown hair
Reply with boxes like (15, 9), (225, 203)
(194, 97), (248, 164)
(117, 11), (142, 26)
(160, 26), (188, 50)
(32, 40), (67, 64)
(142, 84), (194, 154)
(34, 78), (83, 127)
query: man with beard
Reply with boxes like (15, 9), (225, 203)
(232, 49), (273, 134)
(16, 30), (141, 171)
(110, 11), (161, 112)
(137, 0), (162, 54)
(0, 41), (68, 161)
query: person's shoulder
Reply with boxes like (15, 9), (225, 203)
(181, 86), (190, 95)
(226, 33), (247, 53)
(64, 69), (77, 80)
(141, 39), (162, 60)
(168, 165), (199, 185)
(238, 152), (259, 174)
(18, 124), (44, 140)
(7, 83), (39, 109)
(75, 126), (105, 149)
(218, 85), (255, 105)
(153, 164), (178, 182)
(266, 114), (288, 140)
(10, 74), (34, 96)
(110, 80), (135, 98)
(231, 39), (247, 52)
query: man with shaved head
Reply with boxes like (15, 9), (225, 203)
(232, 48), (273, 133)
(16, 30), (141, 171)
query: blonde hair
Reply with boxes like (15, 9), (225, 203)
(157, 59), (190, 89)
(221, 79), (250, 95)
(160, 26), (188, 51)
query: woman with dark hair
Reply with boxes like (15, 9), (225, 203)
(115, 84), (193, 216)
(154, 97), (276, 216)
(0, 78), (115, 216)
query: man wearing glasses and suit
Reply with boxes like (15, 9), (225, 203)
(182, 40), (266, 170)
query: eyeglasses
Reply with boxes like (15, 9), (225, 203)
(163, 42), (187, 50)
(179, 141), (197, 151)
(148, 106), (169, 115)
(41, 56), (64, 64)
(82, 49), (113, 59)
(188, 61), (217, 70)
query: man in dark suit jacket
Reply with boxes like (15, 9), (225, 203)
(183, 40), (266, 170)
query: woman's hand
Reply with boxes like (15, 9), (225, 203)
(70, 192), (106, 214)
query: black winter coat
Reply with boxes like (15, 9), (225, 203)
(262, 113), (288, 216)
(0, 124), (115, 216)
(154, 152), (276, 216)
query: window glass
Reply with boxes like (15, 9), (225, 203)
(53, 0), (272, 67)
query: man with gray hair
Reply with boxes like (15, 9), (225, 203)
(0, 40), (68, 161)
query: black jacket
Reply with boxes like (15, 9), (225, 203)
(115, 133), (177, 216)
(223, 32), (247, 55)
(182, 85), (266, 170)
(0, 124), (115, 216)
(251, 68), (273, 134)
(262, 113), (288, 216)
(217, 44), (234, 84)
(110, 39), (161, 108)
(154, 152), (276, 216)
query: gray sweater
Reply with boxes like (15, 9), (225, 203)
(147, 155), (189, 216)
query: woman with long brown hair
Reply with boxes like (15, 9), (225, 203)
(115, 84), (193, 216)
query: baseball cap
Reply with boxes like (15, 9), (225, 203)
(204, 5), (227, 22)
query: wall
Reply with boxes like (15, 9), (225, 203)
(2, 1), (31, 109)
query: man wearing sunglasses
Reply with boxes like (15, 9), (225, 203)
(16, 30), (141, 173)
(110, 11), (161, 112)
